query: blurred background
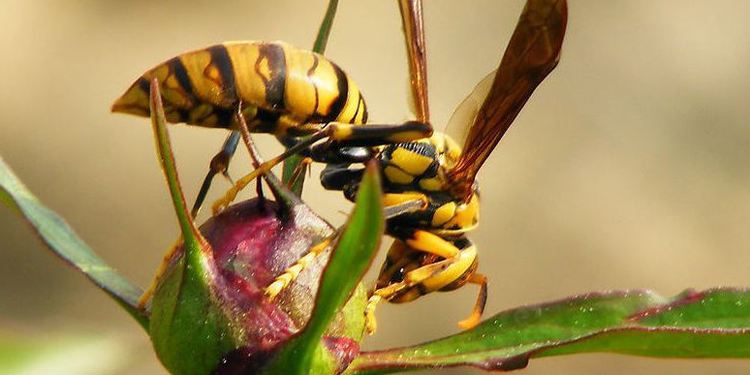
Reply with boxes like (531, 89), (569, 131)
(2, 0), (750, 373)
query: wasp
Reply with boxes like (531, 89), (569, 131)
(217, 0), (568, 334)
(112, 41), (432, 215)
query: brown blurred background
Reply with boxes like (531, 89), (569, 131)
(2, 0), (750, 374)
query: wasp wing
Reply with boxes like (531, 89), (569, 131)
(444, 70), (495, 149)
(448, 0), (567, 198)
(399, 0), (430, 123)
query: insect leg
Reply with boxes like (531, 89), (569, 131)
(211, 130), (329, 214)
(457, 272), (488, 330)
(393, 227), (461, 259)
(190, 131), (240, 217)
(285, 157), (313, 189)
(265, 237), (334, 300)
(365, 256), (460, 334)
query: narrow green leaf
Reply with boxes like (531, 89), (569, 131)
(348, 288), (750, 374)
(0, 156), (148, 329)
(147, 80), (238, 375)
(267, 162), (384, 375)
(281, 0), (340, 195)
(148, 79), (208, 258)
(312, 0), (339, 54)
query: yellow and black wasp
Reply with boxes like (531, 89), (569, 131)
(113, 0), (567, 334)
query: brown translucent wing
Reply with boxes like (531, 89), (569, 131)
(399, 0), (430, 123)
(448, 0), (567, 198)
(444, 70), (496, 148)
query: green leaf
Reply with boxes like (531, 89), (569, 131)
(267, 162), (384, 375)
(312, 0), (339, 54)
(0, 156), (148, 329)
(281, 0), (340, 194)
(348, 288), (750, 374)
(148, 79), (208, 257)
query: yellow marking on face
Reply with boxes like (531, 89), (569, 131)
(382, 192), (428, 208)
(431, 202), (457, 227)
(419, 177), (443, 192)
(421, 245), (477, 292)
(391, 148), (432, 176)
(384, 166), (414, 184)
(406, 230), (460, 259)
(224, 43), (267, 109)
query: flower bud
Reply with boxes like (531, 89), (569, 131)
(149, 198), (366, 375)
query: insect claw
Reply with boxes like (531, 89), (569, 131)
(365, 295), (382, 335)
(222, 170), (234, 185)
(457, 309), (482, 330)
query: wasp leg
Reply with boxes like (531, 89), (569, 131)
(286, 157), (313, 189)
(456, 272), (488, 330)
(365, 231), (461, 335)
(395, 227), (461, 259)
(211, 131), (330, 213)
(190, 131), (240, 217)
(366, 256), (461, 334)
(265, 237), (334, 300)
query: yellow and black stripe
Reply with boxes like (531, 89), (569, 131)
(112, 41), (367, 136)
